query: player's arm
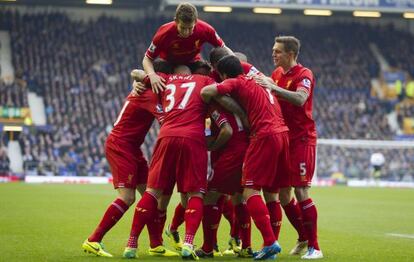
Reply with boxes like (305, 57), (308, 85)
(142, 56), (166, 94)
(201, 84), (249, 129)
(208, 108), (233, 151)
(208, 122), (233, 151)
(254, 75), (309, 106)
(130, 69), (146, 96)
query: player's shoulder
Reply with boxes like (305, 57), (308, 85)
(241, 61), (252, 71)
(196, 19), (213, 28)
(154, 21), (175, 39)
(193, 74), (215, 83)
(296, 64), (314, 79)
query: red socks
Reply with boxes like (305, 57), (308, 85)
(201, 204), (222, 252)
(266, 201), (282, 241)
(88, 198), (129, 242)
(147, 209), (166, 248)
(299, 198), (320, 250)
(246, 194), (275, 246)
(222, 198), (236, 237)
(234, 203), (251, 248)
(184, 196), (204, 245)
(127, 192), (158, 248)
(283, 198), (308, 241)
(170, 203), (185, 232)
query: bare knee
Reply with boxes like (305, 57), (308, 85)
(263, 191), (278, 203)
(294, 187), (309, 202)
(158, 194), (171, 211)
(117, 188), (136, 206)
(279, 187), (292, 206)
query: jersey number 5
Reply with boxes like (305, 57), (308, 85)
(165, 82), (196, 112)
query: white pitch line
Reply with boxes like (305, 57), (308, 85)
(386, 233), (414, 239)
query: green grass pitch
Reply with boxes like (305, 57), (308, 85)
(0, 183), (413, 261)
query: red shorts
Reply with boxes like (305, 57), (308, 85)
(147, 137), (208, 194)
(242, 132), (290, 190)
(105, 136), (148, 189)
(288, 142), (316, 187)
(208, 144), (247, 195)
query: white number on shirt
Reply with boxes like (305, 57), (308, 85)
(178, 82), (196, 109)
(266, 89), (275, 104)
(165, 84), (176, 112)
(114, 101), (130, 126)
(164, 82), (196, 112)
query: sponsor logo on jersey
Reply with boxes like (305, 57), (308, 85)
(286, 80), (292, 88)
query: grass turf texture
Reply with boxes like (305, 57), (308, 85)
(0, 184), (413, 261)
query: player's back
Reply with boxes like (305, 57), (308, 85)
(109, 89), (162, 146)
(158, 74), (214, 143)
(218, 75), (288, 139)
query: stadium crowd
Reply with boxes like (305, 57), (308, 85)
(0, 10), (413, 179)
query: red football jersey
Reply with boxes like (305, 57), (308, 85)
(210, 61), (261, 83)
(146, 19), (224, 65)
(271, 64), (317, 145)
(209, 103), (249, 150)
(110, 89), (163, 146)
(216, 75), (288, 139)
(158, 74), (215, 144)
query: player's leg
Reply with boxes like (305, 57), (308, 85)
(165, 193), (186, 251)
(243, 188), (280, 260)
(177, 137), (208, 260)
(124, 187), (162, 258)
(181, 192), (205, 260)
(245, 133), (288, 260)
(83, 187), (135, 257)
(147, 193), (178, 257)
(263, 191), (282, 243)
(83, 139), (140, 257)
(291, 144), (322, 259)
(295, 187), (323, 259)
(195, 191), (222, 258)
(232, 192), (253, 258)
(279, 187), (308, 255)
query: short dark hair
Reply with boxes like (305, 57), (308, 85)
(153, 59), (173, 74)
(209, 47), (230, 66)
(189, 60), (211, 75)
(275, 36), (301, 58)
(175, 2), (198, 24)
(217, 55), (243, 78)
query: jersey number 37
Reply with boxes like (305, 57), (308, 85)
(165, 82), (196, 112)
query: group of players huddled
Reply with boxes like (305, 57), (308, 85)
(82, 2), (323, 260)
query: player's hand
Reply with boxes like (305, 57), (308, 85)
(131, 80), (146, 96)
(254, 75), (274, 90)
(149, 73), (166, 94)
